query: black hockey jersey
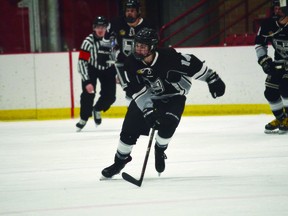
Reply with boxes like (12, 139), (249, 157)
(107, 17), (154, 62)
(255, 18), (288, 61)
(123, 47), (213, 111)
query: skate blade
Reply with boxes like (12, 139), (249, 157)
(264, 129), (279, 134)
(94, 123), (101, 128)
(278, 130), (288, 135)
(99, 175), (112, 181)
(76, 128), (82, 132)
(99, 175), (120, 181)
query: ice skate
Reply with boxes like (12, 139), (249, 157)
(93, 109), (102, 126)
(101, 155), (132, 179)
(76, 119), (87, 132)
(155, 145), (167, 175)
(264, 118), (281, 134)
(279, 117), (288, 134)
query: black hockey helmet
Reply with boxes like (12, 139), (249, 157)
(279, 0), (288, 15)
(271, 0), (288, 20)
(134, 28), (159, 47)
(124, 0), (141, 23)
(272, 0), (288, 9)
(272, 0), (280, 7)
(125, 0), (140, 12)
(93, 16), (108, 28)
(133, 28), (159, 60)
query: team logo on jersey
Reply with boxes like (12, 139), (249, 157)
(136, 68), (164, 94)
(119, 29), (126, 36)
(122, 38), (134, 56)
(129, 28), (135, 36)
(137, 67), (154, 78)
(150, 78), (165, 95)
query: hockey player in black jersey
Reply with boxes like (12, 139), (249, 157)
(105, 0), (154, 100)
(101, 28), (225, 178)
(76, 16), (116, 132)
(255, 0), (288, 134)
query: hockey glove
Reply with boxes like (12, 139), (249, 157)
(258, 55), (275, 74)
(274, 60), (288, 73)
(206, 72), (225, 99)
(143, 108), (160, 129)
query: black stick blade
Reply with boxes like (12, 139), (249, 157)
(122, 172), (142, 187)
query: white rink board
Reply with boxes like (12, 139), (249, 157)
(0, 54), (36, 109)
(0, 46), (273, 110)
(34, 53), (71, 108)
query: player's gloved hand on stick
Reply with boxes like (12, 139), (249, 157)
(143, 108), (160, 129)
(206, 72), (225, 99)
(258, 55), (275, 74)
(274, 60), (288, 73)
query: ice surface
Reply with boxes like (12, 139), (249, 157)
(0, 115), (287, 216)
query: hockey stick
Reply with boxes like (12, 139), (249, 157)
(106, 60), (128, 89)
(122, 128), (156, 187)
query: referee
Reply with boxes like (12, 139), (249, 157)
(76, 16), (116, 131)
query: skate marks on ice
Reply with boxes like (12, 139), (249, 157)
(1, 116), (288, 216)
(99, 173), (224, 186)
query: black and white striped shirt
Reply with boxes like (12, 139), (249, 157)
(78, 33), (112, 82)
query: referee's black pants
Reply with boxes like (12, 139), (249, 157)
(79, 66), (116, 121)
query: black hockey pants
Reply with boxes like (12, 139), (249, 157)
(79, 67), (116, 120)
(120, 95), (186, 145)
(264, 72), (288, 119)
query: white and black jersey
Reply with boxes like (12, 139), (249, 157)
(255, 17), (288, 123)
(123, 47), (213, 112)
(255, 18), (288, 62)
(78, 33), (112, 82)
